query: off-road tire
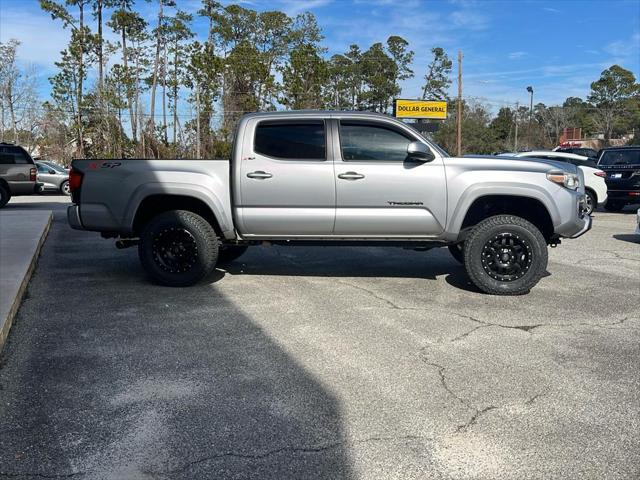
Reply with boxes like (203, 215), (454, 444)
(584, 189), (596, 215)
(0, 184), (10, 208)
(60, 180), (71, 196)
(138, 210), (218, 287)
(604, 200), (624, 212)
(463, 215), (548, 295)
(217, 245), (249, 265)
(447, 243), (464, 264)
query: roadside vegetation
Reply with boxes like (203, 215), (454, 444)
(0, 0), (638, 163)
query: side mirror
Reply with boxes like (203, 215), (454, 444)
(48, 169), (57, 174)
(407, 141), (435, 162)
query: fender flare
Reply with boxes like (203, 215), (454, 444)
(122, 182), (232, 235)
(447, 182), (561, 235)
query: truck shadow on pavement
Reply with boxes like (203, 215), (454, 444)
(0, 211), (354, 479)
(222, 245), (481, 293)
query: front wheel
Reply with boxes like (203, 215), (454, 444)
(138, 210), (219, 287)
(463, 215), (548, 295)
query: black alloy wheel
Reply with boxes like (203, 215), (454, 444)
(151, 227), (199, 274)
(138, 210), (218, 286)
(481, 232), (532, 282)
(463, 215), (548, 295)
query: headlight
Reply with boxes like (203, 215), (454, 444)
(547, 171), (579, 190)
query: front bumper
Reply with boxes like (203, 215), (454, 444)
(554, 191), (593, 239)
(67, 205), (83, 230)
(568, 214), (592, 238)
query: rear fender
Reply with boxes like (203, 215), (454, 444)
(123, 182), (234, 238)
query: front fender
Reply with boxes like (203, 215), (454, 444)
(446, 181), (561, 238)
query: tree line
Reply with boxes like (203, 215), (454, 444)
(0, 1), (638, 163)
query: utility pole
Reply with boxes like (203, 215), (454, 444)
(527, 85), (534, 148)
(456, 51), (463, 156)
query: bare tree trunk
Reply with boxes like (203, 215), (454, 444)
(173, 42), (178, 146)
(149, 0), (164, 135)
(8, 86), (17, 143)
(77, 3), (85, 157)
(97, 0), (103, 90)
(162, 43), (168, 145)
(122, 27), (136, 142)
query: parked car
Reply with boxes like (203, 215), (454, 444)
(67, 111), (591, 295)
(553, 146), (598, 159)
(512, 151), (607, 215)
(596, 146), (640, 212)
(36, 161), (70, 195)
(40, 160), (69, 173)
(0, 142), (41, 208)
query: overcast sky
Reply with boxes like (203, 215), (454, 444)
(1, 0), (639, 110)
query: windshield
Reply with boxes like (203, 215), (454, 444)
(598, 150), (640, 166)
(44, 161), (67, 173)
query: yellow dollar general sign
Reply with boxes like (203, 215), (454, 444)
(394, 99), (448, 119)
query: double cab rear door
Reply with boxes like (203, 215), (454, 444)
(235, 115), (447, 239)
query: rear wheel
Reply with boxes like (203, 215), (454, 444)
(447, 243), (464, 264)
(584, 189), (596, 215)
(604, 200), (624, 212)
(217, 245), (249, 265)
(463, 215), (548, 295)
(138, 210), (218, 287)
(0, 183), (10, 208)
(60, 180), (70, 196)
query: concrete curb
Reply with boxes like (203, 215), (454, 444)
(0, 212), (53, 352)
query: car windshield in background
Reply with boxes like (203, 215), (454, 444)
(599, 149), (640, 166)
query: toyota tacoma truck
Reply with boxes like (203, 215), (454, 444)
(67, 111), (591, 295)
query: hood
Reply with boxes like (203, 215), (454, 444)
(459, 154), (579, 174)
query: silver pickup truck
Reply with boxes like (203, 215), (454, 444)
(68, 111), (591, 295)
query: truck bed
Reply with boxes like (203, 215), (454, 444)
(70, 159), (234, 237)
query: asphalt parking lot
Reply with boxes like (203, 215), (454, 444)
(0, 195), (638, 479)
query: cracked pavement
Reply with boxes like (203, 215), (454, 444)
(0, 197), (639, 479)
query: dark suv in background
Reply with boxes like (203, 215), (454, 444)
(554, 147), (599, 159)
(597, 146), (640, 211)
(0, 142), (41, 208)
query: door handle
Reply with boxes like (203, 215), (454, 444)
(338, 171), (365, 180)
(247, 171), (273, 179)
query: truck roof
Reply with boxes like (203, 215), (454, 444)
(242, 110), (393, 120)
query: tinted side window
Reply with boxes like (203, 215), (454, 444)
(254, 121), (325, 160)
(36, 163), (49, 173)
(340, 122), (412, 161)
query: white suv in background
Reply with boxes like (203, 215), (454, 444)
(513, 151), (607, 215)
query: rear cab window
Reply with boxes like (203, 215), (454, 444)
(254, 120), (326, 160)
(598, 149), (640, 166)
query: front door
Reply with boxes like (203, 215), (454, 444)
(237, 118), (336, 237)
(333, 119), (447, 237)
